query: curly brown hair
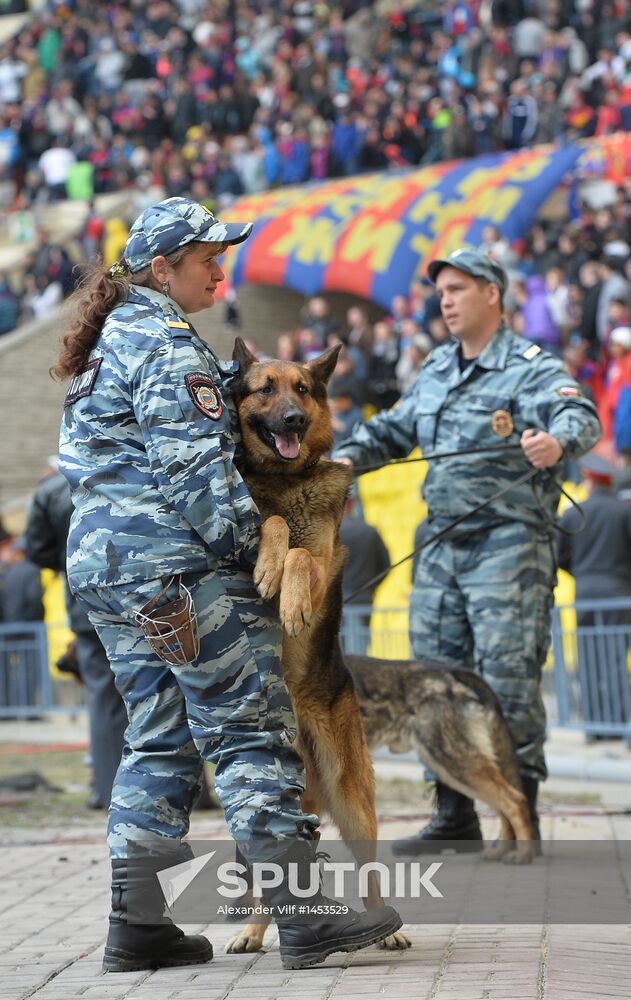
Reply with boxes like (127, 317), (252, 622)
(50, 242), (210, 380)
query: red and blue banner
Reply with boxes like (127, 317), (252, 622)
(220, 143), (585, 311)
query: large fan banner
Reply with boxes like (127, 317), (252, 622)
(219, 142), (588, 309)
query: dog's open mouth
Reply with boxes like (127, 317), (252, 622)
(256, 423), (303, 461)
(271, 432), (301, 460)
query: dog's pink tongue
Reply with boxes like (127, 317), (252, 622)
(273, 432), (300, 459)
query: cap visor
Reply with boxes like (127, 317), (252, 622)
(427, 259), (449, 282)
(201, 221), (254, 247)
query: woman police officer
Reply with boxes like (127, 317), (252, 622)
(54, 197), (400, 972)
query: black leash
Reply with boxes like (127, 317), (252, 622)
(342, 449), (587, 605)
(350, 442), (523, 475)
(343, 466), (539, 605)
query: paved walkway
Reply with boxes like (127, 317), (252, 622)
(2, 723), (631, 999)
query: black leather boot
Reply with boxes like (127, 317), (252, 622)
(392, 782), (483, 856)
(263, 841), (403, 970)
(521, 774), (542, 850)
(102, 855), (213, 973)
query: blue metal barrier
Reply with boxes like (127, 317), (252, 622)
(0, 622), (51, 717)
(0, 622), (84, 717)
(3, 604), (631, 738)
(551, 599), (631, 742)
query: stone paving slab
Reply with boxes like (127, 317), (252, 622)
(2, 810), (631, 999)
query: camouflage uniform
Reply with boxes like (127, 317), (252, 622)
(333, 325), (601, 779)
(60, 280), (317, 860)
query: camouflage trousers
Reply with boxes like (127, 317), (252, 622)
(78, 566), (319, 861)
(409, 522), (556, 781)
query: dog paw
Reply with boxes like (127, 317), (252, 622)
(225, 930), (265, 953)
(377, 930), (412, 950)
(253, 555), (284, 600)
(501, 845), (535, 865)
(280, 594), (312, 637)
(482, 842), (508, 862)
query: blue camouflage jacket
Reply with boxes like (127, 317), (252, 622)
(333, 326), (602, 535)
(59, 285), (259, 590)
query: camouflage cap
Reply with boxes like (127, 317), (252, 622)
(427, 247), (508, 294)
(124, 197), (253, 273)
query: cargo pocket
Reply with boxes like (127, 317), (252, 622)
(415, 399), (442, 451)
(470, 580), (524, 664)
(460, 395), (515, 449)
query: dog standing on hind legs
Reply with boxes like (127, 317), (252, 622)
(225, 337), (410, 954)
(224, 338), (534, 955)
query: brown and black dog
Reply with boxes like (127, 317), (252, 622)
(225, 339), (533, 954)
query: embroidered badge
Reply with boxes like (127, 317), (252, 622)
(556, 385), (582, 398)
(186, 372), (223, 419)
(491, 409), (514, 437)
(65, 358), (102, 406)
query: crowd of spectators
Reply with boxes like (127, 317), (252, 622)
(261, 202), (631, 461)
(0, 0), (630, 217)
(0, 0), (628, 407)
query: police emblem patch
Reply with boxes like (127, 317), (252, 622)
(186, 372), (223, 419)
(491, 409), (513, 437)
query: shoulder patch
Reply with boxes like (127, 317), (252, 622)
(167, 319), (191, 329)
(556, 385), (583, 398)
(64, 358), (102, 406)
(523, 344), (541, 360)
(185, 372), (223, 419)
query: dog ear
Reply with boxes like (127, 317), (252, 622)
(305, 343), (342, 386)
(233, 337), (258, 371)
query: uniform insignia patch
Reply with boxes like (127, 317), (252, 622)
(491, 408), (514, 437)
(186, 372), (223, 419)
(556, 385), (582, 398)
(64, 358), (102, 406)
(167, 319), (190, 329)
(523, 344), (541, 360)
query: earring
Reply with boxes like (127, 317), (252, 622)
(161, 280), (170, 296)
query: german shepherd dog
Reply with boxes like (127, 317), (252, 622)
(346, 653), (534, 861)
(226, 339), (534, 954)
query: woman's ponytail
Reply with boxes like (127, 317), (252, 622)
(50, 264), (131, 380)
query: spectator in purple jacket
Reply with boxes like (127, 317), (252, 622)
(522, 274), (563, 354)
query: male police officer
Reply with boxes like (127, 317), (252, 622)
(334, 248), (601, 852)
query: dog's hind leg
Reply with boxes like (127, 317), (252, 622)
(312, 697), (411, 951)
(463, 767), (535, 865)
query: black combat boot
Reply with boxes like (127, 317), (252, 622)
(392, 782), (483, 856)
(520, 774), (542, 852)
(263, 841), (403, 969)
(102, 855), (213, 973)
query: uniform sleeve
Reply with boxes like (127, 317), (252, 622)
(332, 385), (420, 468)
(518, 355), (602, 459)
(25, 491), (62, 572)
(131, 342), (260, 566)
